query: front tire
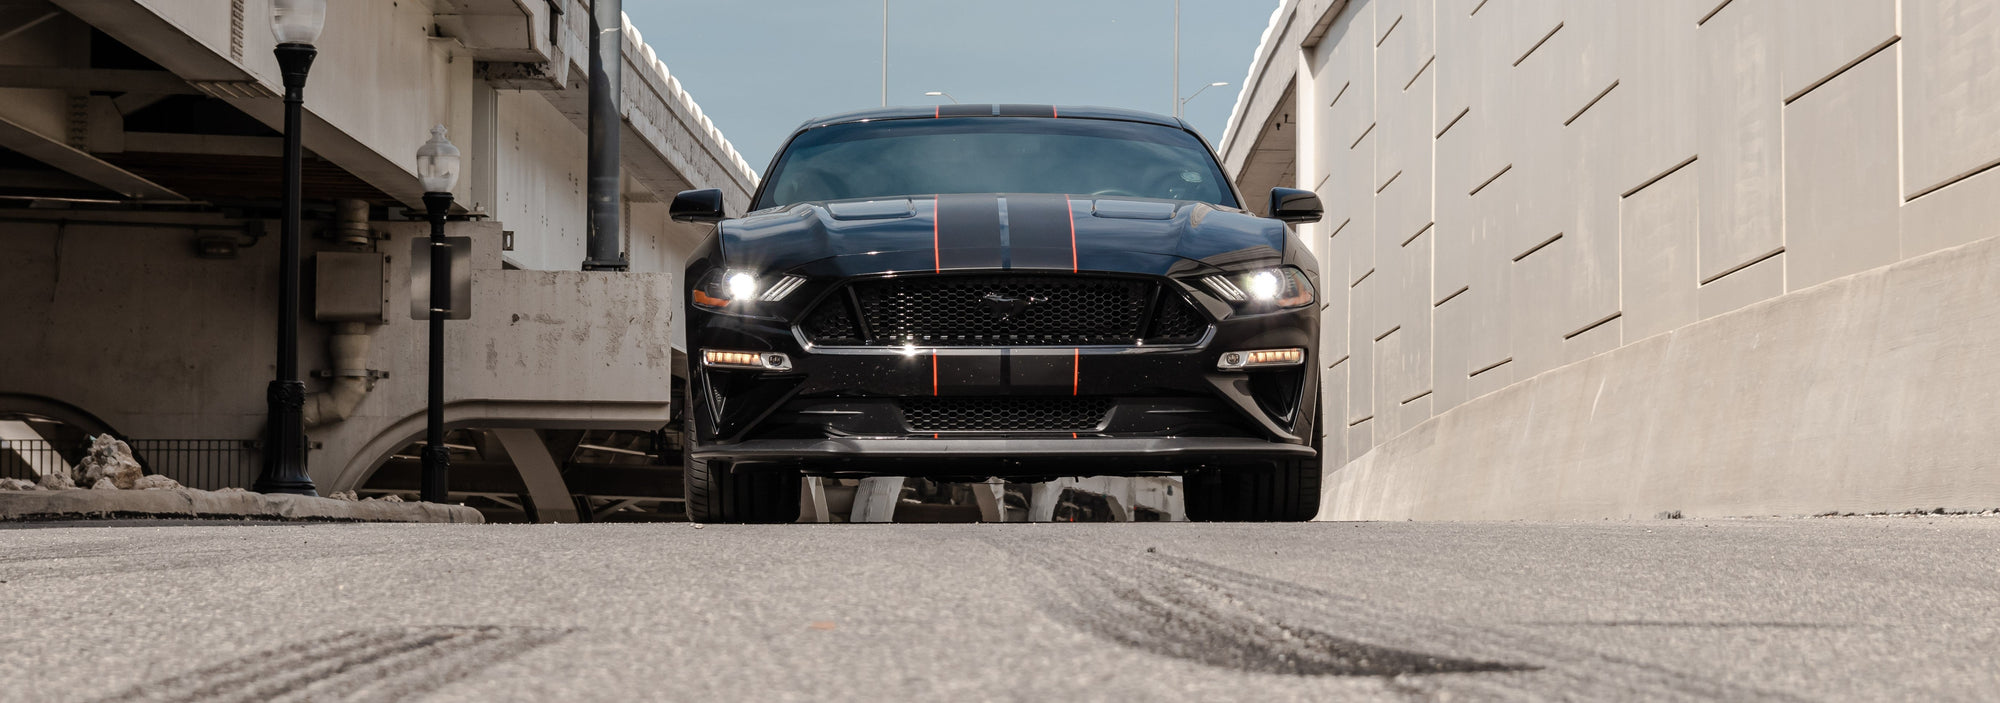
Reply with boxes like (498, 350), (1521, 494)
(683, 427), (802, 524)
(1184, 457), (1321, 522)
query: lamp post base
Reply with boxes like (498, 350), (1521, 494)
(253, 379), (317, 495)
(419, 443), (451, 504)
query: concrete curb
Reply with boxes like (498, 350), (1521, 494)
(0, 490), (484, 524)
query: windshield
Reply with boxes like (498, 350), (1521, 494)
(754, 117), (1238, 210)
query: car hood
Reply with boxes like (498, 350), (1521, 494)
(717, 195), (1295, 279)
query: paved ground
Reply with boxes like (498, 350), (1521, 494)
(1, 518), (1995, 702)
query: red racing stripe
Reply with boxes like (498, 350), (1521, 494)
(1065, 196), (1077, 272)
(1072, 348), (1080, 396)
(932, 353), (939, 396)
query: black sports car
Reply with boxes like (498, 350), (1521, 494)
(671, 105), (1324, 523)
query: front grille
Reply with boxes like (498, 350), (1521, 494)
(800, 275), (1209, 347)
(1147, 294), (1207, 344)
(902, 396), (1113, 432)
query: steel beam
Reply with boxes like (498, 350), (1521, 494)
(0, 113), (183, 200)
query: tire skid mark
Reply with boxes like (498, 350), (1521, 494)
(1008, 546), (1533, 679)
(154, 631), (458, 703)
(1151, 554), (1811, 702)
(95, 626), (571, 703)
(1000, 538), (1808, 702)
(296, 626), (570, 703)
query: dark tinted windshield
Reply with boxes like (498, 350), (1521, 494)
(754, 117), (1237, 209)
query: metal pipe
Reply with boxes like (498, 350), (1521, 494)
(582, 0), (627, 271)
(303, 323), (371, 426)
(332, 198), (370, 246)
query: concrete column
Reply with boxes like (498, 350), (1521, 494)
(972, 479), (1009, 522)
(490, 429), (579, 524)
(848, 476), (903, 523)
(1026, 479), (1071, 522)
(800, 477), (830, 523)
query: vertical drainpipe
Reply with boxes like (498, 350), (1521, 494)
(582, 0), (628, 271)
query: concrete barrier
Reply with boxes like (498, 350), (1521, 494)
(0, 490), (484, 524)
(1320, 234), (2000, 520)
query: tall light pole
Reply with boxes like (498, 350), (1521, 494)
(1173, 0), (1180, 117)
(924, 90), (958, 104)
(881, 0), (888, 107)
(415, 126), (461, 505)
(1180, 81), (1230, 113)
(255, 0), (326, 496)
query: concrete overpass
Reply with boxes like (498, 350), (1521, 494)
(0, 0), (756, 522)
(1221, 0), (2000, 520)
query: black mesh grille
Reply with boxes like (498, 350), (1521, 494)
(800, 275), (1208, 347)
(801, 296), (862, 345)
(902, 396), (1113, 432)
(1144, 294), (1207, 344)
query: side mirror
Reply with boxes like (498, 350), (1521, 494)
(1269, 187), (1323, 224)
(670, 188), (726, 223)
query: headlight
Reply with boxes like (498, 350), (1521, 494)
(692, 269), (807, 311)
(1200, 267), (1314, 309)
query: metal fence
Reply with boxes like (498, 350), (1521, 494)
(0, 439), (259, 491)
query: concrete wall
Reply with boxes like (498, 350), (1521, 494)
(1324, 234), (2000, 519)
(0, 0), (761, 489)
(0, 217), (675, 491)
(1221, 0), (2000, 518)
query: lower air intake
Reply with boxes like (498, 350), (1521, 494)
(902, 396), (1113, 432)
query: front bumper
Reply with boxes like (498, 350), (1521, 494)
(687, 275), (1319, 475)
(693, 437), (1316, 478)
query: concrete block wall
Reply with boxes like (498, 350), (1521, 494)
(1231, 0), (2000, 516)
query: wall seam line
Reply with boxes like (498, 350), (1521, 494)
(1784, 36), (1901, 105)
(1700, 246), (1785, 286)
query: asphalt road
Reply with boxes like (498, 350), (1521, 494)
(1, 518), (1995, 702)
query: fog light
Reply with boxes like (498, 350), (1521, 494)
(1217, 348), (1304, 370)
(704, 349), (792, 371)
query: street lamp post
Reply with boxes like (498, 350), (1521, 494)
(1179, 81), (1231, 114)
(254, 0), (326, 496)
(416, 126), (461, 505)
(923, 90), (958, 104)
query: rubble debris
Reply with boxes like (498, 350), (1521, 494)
(38, 470), (74, 490)
(132, 475), (182, 491)
(92, 478), (118, 490)
(0, 478), (39, 491)
(362, 494), (405, 503)
(75, 435), (143, 489)
(214, 487), (248, 493)
(328, 490), (358, 501)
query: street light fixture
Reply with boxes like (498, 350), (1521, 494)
(416, 125), (461, 505)
(1179, 81), (1230, 115)
(923, 90), (958, 104)
(254, 0), (326, 496)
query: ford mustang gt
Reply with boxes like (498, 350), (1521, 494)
(671, 105), (1324, 523)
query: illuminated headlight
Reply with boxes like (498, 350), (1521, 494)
(703, 349), (793, 371)
(1200, 267), (1314, 308)
(726, 272), (758, 300)
(1216, 348), (1305, 370)
(692, 269), (807, 310)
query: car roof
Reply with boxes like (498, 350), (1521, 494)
(792, 105), (1185, 132)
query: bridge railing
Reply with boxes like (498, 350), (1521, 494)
(0, 439), (259, 491)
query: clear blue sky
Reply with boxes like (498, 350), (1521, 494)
(627, 0), (1274, 176)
